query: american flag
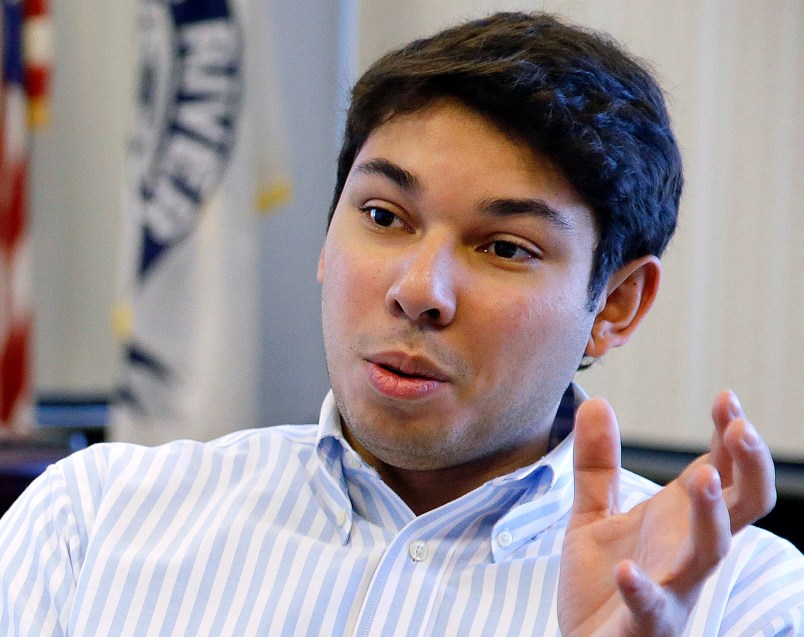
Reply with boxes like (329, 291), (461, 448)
(0, 0), (50, 435)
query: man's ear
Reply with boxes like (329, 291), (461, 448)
(585, 255), (661, 358)
(317, 246), (325, 284)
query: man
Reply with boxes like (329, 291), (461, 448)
(1, 11), (802, 636)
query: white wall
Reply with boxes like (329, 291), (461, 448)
(257, 0), (343, 424)
(358, 0), (804, 458)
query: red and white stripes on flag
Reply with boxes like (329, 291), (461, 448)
(0, 0), (50, 435)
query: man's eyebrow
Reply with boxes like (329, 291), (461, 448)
(352, 158), (420, 193)
(479, 197), (575, 232)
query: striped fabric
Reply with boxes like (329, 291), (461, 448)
(1, 386), (803, 636)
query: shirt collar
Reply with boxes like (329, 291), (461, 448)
(317, 382), (584, 462)
(318, 389), (344, 444)
(489, 432), (575, 561)
(314, 383), (586, 550)
(312, 392), (356, 543)
(488, 383), (585, 560)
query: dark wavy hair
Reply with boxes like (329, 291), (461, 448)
(327, 11), (682, 306)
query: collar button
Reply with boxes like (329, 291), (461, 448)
(408, 540), (429, 562)
(496, 530), (513, 548)
(336, 509), (348, 527)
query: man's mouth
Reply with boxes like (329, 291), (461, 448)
(364, 351), (450, 400)
(367, 352), (450, 382)
(378, 363), (418, 378)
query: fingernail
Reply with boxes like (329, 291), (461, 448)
(707, 471), (722, 499)
(728, 390), (742, 420)
(741, 423), (760, 450)
(626, 562), (642, 585)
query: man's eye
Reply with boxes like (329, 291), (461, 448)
(365, 206), (398, 227)
(484, 240), (536, 261)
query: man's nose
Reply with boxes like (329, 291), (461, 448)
(385, 238), (458, 327)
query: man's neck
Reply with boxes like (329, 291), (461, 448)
(343, 427), (550, 516)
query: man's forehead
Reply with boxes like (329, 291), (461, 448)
(355, 99), (573, 192)
(347, 102), (593, 233)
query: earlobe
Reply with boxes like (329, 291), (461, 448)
(585, 256), (661, 358)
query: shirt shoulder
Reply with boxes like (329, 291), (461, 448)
(65, 423), (320, 473)
(0, 424), (324, 636)
(206, 423), (320, 448)
(10, 424), (322, 534)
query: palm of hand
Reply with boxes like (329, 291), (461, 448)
(559, 480), (701, 637)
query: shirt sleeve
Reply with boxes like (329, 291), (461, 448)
(685, 526), (804, 636)
(727, 530), (804, 636)
(0, 459), (85, 636)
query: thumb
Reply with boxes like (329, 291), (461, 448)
(572, 398), (622, 521)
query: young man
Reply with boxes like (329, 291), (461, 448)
(1, 12), (802, 636)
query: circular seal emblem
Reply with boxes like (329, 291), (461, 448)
(131, 0), (243, 275)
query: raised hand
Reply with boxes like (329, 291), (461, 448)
(557, 391), (775, 637)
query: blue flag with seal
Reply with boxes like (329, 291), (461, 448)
(113, 0), (291, 443)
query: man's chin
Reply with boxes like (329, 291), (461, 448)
(341, 415), (462, 468)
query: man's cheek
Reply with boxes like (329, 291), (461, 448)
(324, 279), (372, 337)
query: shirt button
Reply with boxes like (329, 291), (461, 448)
(408, 540), (429, 562)
(336, 509), (347, 527)
(496, 530), (513, 548)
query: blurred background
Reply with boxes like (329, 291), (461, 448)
(2, 0), (802, 543)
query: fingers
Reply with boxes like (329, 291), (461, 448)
(616, 559), (699, 637)
(616, 465), (731, 634)
(572, 398), (621, 520)
(615, 561), (677, 636)
(711, 390), (776, 531)
(707, 390), (736, 482)
(682, 464), (732, 576)
(721, 417), (776, 530)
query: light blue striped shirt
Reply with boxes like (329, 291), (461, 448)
(1, 388), (803, 636)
